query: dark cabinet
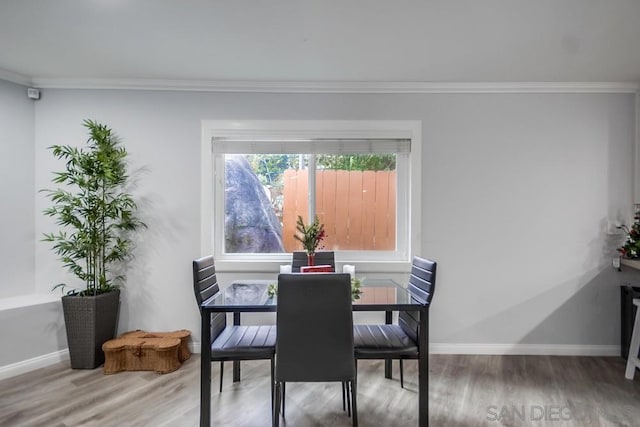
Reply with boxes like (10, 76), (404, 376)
(620, 285), (640, 359)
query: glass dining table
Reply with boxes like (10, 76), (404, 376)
(199, 277), (431, 427)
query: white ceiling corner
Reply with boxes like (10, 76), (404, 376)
(1, 1), (640, 93)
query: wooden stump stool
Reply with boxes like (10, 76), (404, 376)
(119, 329), (191, 362)
(102, 329), (191, 374)
(102, 337), (181, 374)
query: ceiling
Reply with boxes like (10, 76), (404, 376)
(1, 1), (640, 88)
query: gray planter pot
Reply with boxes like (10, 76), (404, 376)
(61, 289), (120, 369)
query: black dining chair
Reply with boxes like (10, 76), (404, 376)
(273, 273), (358, 427)
(192, 255), (277, 396)
(291, 251), (335, 272)
(353, 256), (436, 388)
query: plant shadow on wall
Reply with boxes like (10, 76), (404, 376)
(440, 225), (623, 349)
(41, 120), (146, 369)
(109, 163), (153, 331)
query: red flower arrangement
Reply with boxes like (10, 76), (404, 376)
(294, 215), (326, 255)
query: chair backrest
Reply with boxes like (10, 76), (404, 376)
(291, 251), (335, 272)
(192, 255), (226, 340)
(398, 256), (437, 344)
(276, 273), (354, 382)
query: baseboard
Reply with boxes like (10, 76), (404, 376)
(2, 343), (201, 381)
(190, 341), (619, 356)
(430, 343), (621, 356)
(0, 342), (620, 381)
(0, 349), (69, 381)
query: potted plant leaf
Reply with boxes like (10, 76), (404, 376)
(42, 120), (145, 369)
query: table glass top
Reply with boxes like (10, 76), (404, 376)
(201, 277), (423, 311)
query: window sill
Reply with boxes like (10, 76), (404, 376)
(214, 259), (412, 274)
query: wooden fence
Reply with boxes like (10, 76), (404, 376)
(282, 169), (396, 252)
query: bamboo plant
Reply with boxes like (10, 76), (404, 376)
(42, 120), (145, 296)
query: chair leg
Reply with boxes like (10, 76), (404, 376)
(341, 381), (352, 414)
(349, 359), (357, 415)
(270, 357), (275, 411)
(219, 361), (224, 392)
(342, 381), (346, 411)
(342, 381), (352, 415)
(273, 382), (281, 427)
(350, 379), (358, 427)
(399, 359), (404, 389)
(282, 382), (286, 418)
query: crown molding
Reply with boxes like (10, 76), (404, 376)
(0, 68), (33, 86)
(30, 78), (640, 94)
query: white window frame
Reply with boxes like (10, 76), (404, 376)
(201, 120), (422, 272)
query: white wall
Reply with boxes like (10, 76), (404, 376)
(0, 79), (35, 298)
(30, 89), (636, 352)
(0, 299), (65, 367)
(423, 93), (636, 348)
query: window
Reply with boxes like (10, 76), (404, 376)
(201, 120), (422, 272)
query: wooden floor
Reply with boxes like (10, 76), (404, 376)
(1, 355), (639, 426)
